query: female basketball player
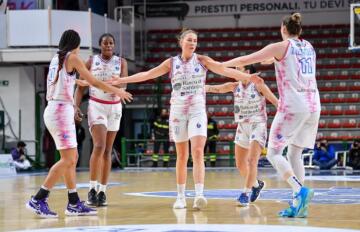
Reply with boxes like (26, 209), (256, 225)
(26, 30), (132, 218)
(206, 65), (278, 207)
(222, 13), (320, 217)
(74, 33), (127, 207)
(108, 29), (262, 210)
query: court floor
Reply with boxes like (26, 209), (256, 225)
(1, 168), (360, 231)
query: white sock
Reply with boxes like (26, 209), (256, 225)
(253, 180), (259, 188)
(177, 184), (186, 198)
(99, 184), (107, 193)
(287, 176), (302, 193)
(41, 185), (49, 191)
(68, 188), (77, 193)
(243, 188), (251, 195)
(195, 183), (204, 196)
(89, 180), (97, 191)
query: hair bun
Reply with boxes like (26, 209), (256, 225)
(291, 13), (302, 24)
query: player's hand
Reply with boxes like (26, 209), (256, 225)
(75, 79), (89, 87)
(74, 105), (83, 122)
(115, 88), (133, 104)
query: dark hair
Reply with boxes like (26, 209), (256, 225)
(282, 12), (302, 36)
(17, 141), (26, 147)
(244, 65), (257, 74)
(98, 33), (115, 46)
(53, 30), (81, 84)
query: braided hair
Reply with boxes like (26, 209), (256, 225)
(53, 29), (81, 84)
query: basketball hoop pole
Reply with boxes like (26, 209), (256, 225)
(349, 3), (360, 50)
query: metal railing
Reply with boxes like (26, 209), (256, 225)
(120, 138), (235, 168)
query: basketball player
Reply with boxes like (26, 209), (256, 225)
(26, 30), (132, 218)
(75, 33), (127, 207)
(222, 13), (320, 217)
(108, 29), (262, 210)
(206, 65), (278, 206)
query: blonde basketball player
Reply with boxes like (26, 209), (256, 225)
(108, 29), (262, 210)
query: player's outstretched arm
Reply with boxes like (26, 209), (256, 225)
(205, 82), (238, 94)
(222, 42), (287, 68)
(69, 53), (133, 103)
(109, 59), (171, 85)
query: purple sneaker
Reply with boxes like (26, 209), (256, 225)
(26, 197), (58, 218)
(65, 200), (97, 216)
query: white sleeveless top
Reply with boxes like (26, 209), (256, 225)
(274, 38), (320, 113)
(233, 82), (267, 123)
(46, 53), (76, 103)
(89, 55), (122, 103)
(169, 53), (207, 109)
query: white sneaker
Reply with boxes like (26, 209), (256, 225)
(173, 196), (186, 209)
(193, 195), (207, 210)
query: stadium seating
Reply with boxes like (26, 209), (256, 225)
(128, 24), (360, 153)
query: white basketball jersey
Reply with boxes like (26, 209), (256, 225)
(89, 55), (121, 103)
(46, 53), (76, 103)
(233, 82), (267, 123)
(274, 38), (320, 113)
(169, 53), (207, 108)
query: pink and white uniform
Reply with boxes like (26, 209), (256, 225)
(270, 38), (321, 150)
(233, 82), (267, 148)
(87, 55), (123, 131)
(169, 54), (208, 142)
(44, 53), (77, 150)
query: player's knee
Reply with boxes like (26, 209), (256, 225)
(93, 143), (106, 154)
(248, 156), (259, 168)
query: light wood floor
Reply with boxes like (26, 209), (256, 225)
(1, 169), (360, 231)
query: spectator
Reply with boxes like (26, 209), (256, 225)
(152, 108), (170, 167)
(205, 112), (219, 167)
(348, 139), (360, 170)
(313, 139), (337, 170)
(11, 141), (32, 171)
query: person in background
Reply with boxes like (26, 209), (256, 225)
(205, 113), (219, 167)
(313, 139), (337, 170)
(348, 139), (360, 170)
(152, 108), (170, 167)
(11, 141), (32, 171)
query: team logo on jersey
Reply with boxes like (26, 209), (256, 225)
(276, 134), (283, 140)
(95, 62), (100, 66)
(173, 83), (182, 90)
(172, 118), (180, 123)
(196, 123), (201, 128)
(234, 105), (240, 113)
(115, 66), (120, 71)
(195, 67), (200, 72)
(62, 133), (70, 139)
(236, 87), (241, 92)
(176, 65), (180, 69)
(251, 94), (256, 98)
